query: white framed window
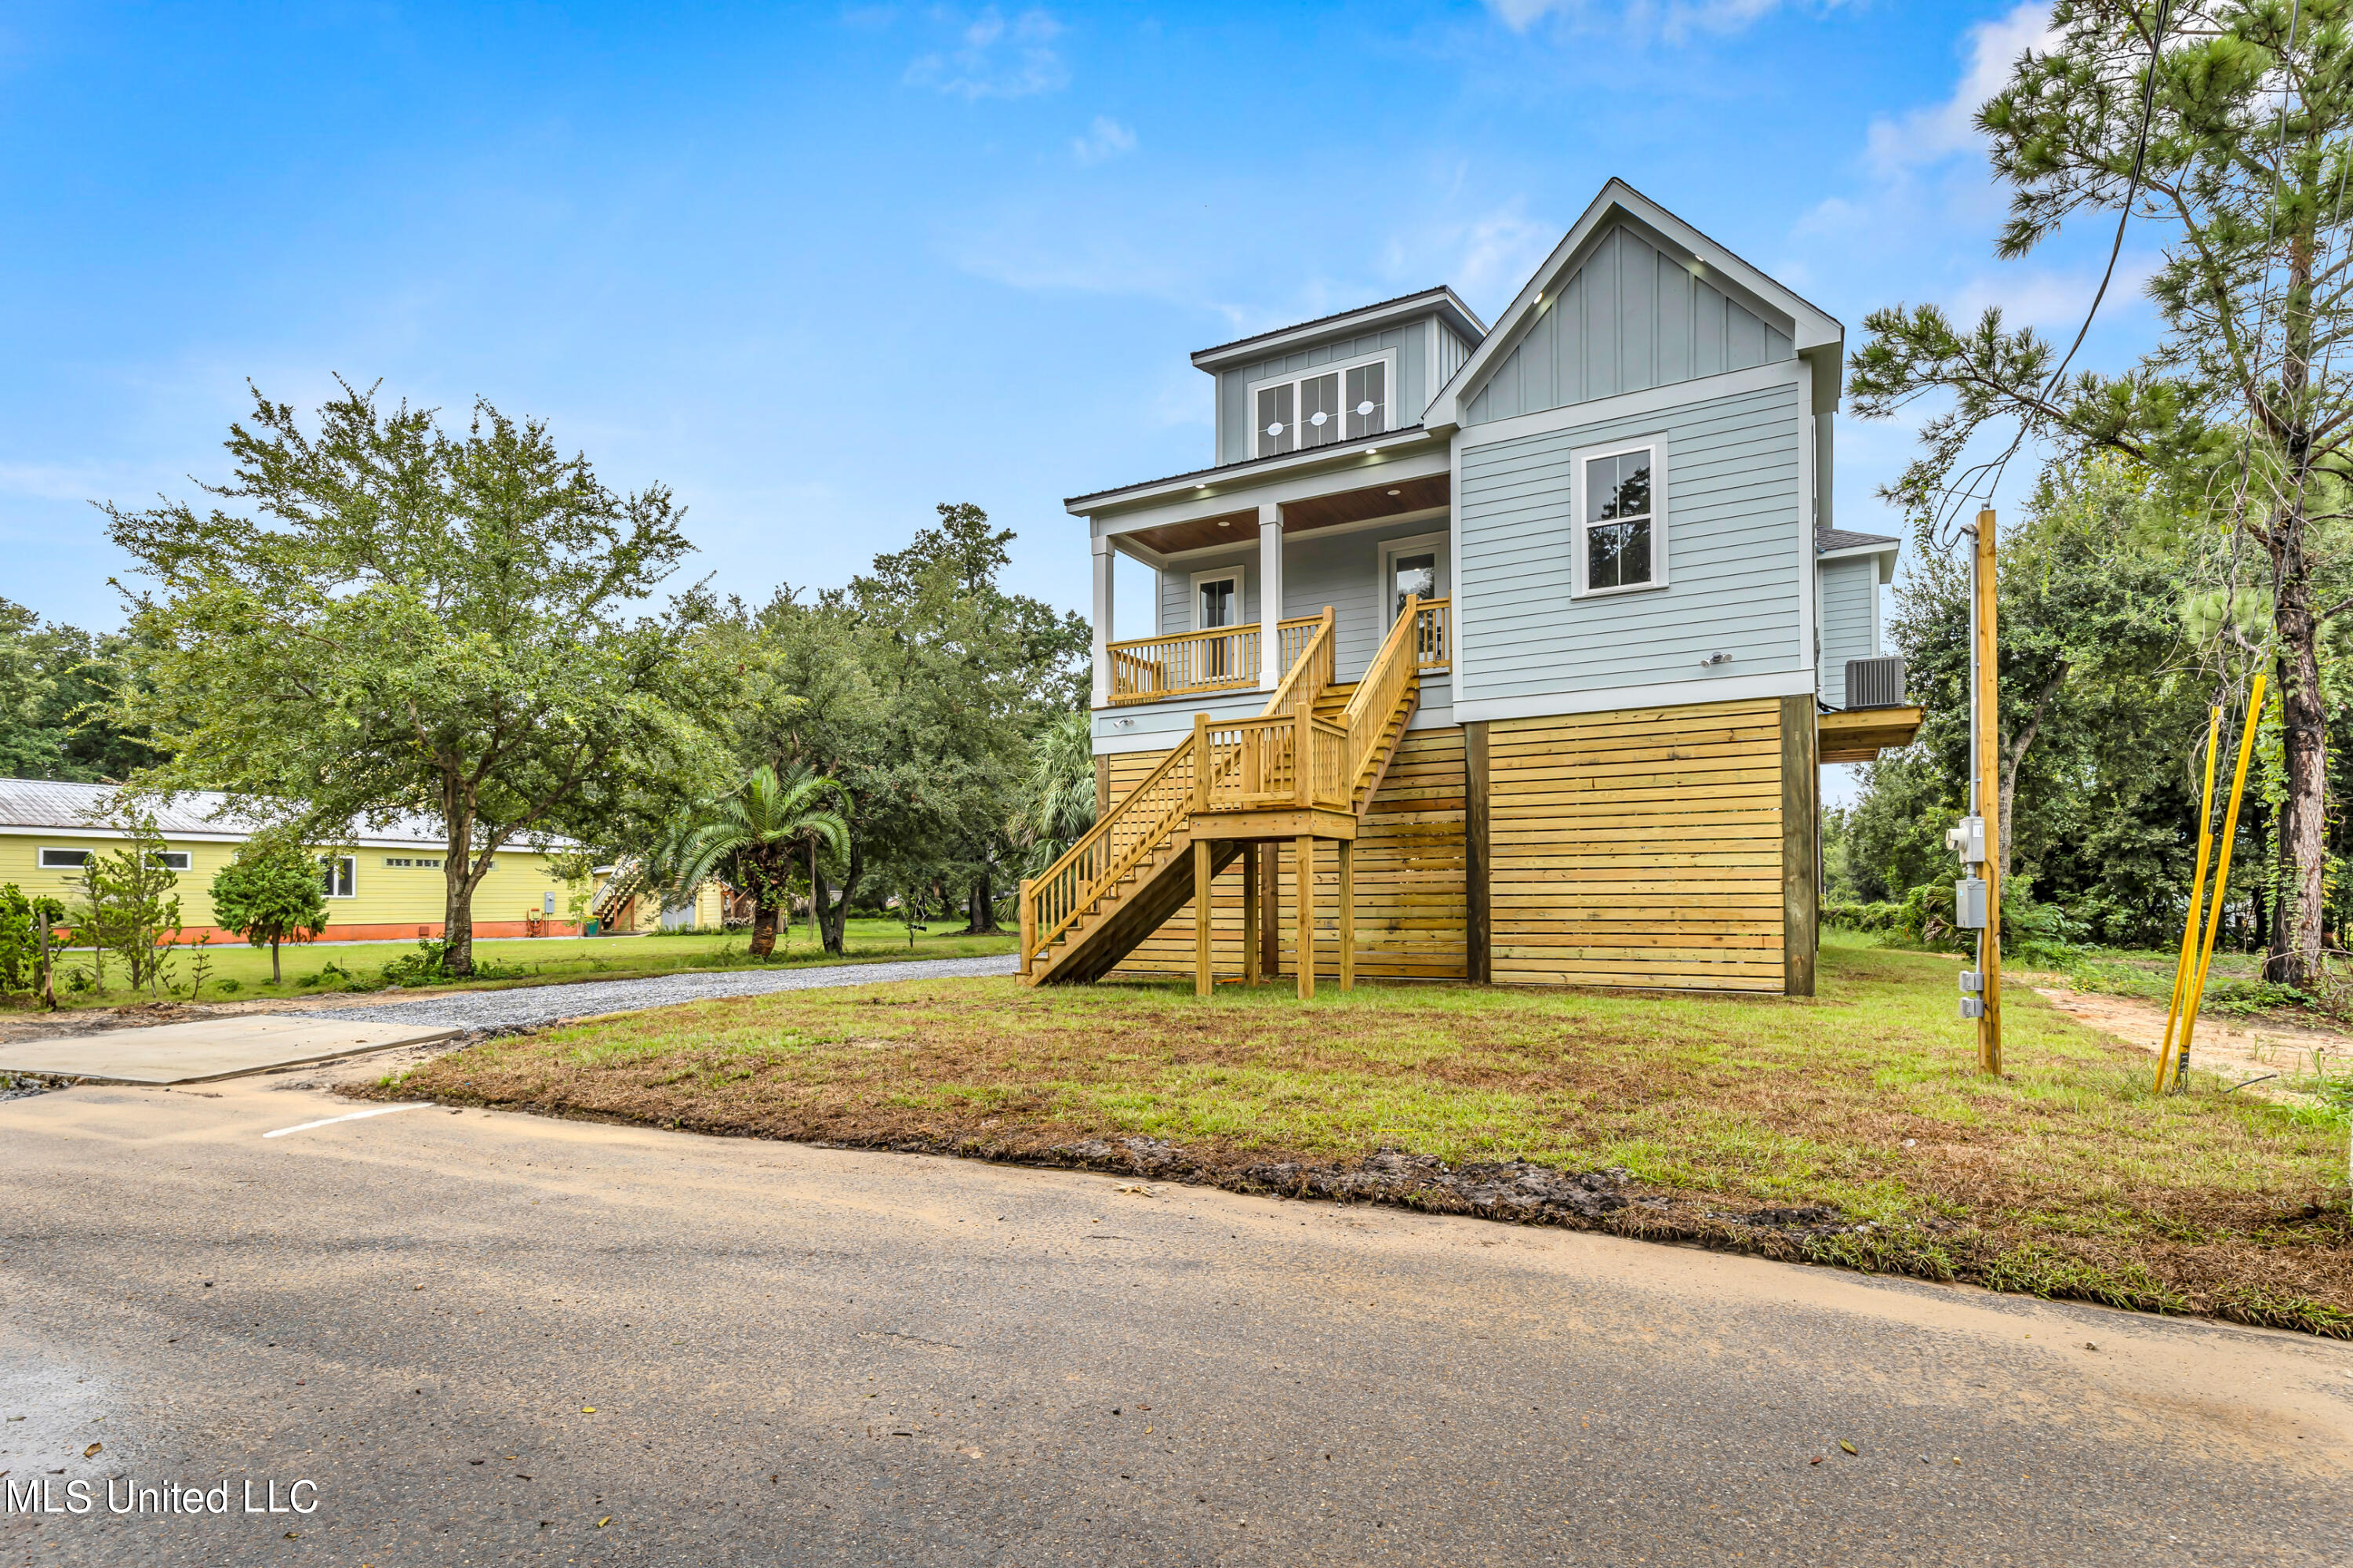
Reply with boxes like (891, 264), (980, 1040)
(320, 855), (357, 898)
(38, 847), (90, 869)
(1573, 438), (1667, 598)
(382, 857), (444, 869)
(1248, 350), (1393, 459)
(148, 850), (191, 872)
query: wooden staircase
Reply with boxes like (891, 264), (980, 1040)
(1020, 598), (1431, 995)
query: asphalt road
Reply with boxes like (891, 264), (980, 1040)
(2, 1077), (2348, 1566)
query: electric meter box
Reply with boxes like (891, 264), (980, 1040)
(1955, 876), (1989, 930)
(1959, 996), (1985, 1020)
(1958, 970), (1984, 993)
(1946, 816), (1987, 864)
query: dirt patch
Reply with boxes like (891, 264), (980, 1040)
(2038, 986), (2353, 1105)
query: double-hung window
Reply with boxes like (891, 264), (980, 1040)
(320, 855), (357, 898)
(1251, 351), (1391, 458)
(1575, 441), (1666, 596)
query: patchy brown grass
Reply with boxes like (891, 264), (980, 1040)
(357, 932), (2353, 1335)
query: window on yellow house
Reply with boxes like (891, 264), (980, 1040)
(319, 856), (356, 898)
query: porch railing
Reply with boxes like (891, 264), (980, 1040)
(1104, 616), (1326, 705)
(1195, 705), (1350, 814)
(1413, 598), (1450, 674)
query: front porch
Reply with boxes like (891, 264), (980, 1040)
(1101, 601), (1451, 708)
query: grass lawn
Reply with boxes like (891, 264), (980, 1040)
(16, 919), (1014, 1011)
(366, 930), (2353, 1335)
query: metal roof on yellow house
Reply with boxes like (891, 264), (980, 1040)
(0, 778), (571, 851)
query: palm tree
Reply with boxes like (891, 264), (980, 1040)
(658, 764), (849, 957)
(1007, 710), (1096, 872)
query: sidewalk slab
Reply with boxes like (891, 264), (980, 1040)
(0, 1016), (460, 1086)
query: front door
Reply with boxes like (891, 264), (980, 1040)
(1195, 571), (1239, 681)
(1380, 533), (1449, 671)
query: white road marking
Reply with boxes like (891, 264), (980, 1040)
(263, 1104), (430, 1139)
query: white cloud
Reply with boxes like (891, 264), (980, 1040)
(1382, 199), (1556, 318)
(1486, 0), (1849, 44)
(1071, 115), (1135, 166)
(905, 7), (1068, 100)
(1864, 2), (2054, 178)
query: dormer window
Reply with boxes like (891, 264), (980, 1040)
(1249, 350), (1391, 458)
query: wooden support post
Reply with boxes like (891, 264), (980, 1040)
(1193, 838), (1213, 998)
(1464, 720), (1491, 984)
(1779, 693), (1819, 997)
(1293, 694), (1313, 809)
(1973, 511), (2002, 1074)
(1193, 713), (1212, 813)
(1242, 843), (1260, 988)
(1260, 841), (1281, 977)
(1294, 834), (1315, 1000)
(1337, 839), (1355, 993)
(1093, 754), (1111, 826)
(1018, 878), (1034, 979)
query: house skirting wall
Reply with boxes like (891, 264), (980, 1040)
(137, 919), (588, 947)
(1094, 691), (1817, 995)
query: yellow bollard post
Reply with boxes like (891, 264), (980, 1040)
(2153, 706), (2223, 1093)
(2173, 671), (2266, 1093)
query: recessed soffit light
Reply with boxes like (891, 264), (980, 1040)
(1387, 489), (1402, 497)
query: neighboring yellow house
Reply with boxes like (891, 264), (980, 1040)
(588, 863), (733, 933)
(0, 779), (587, 944)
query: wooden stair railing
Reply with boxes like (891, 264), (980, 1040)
(1018, 598), (1433, 982)
(1022, 609), (1337, 978)
(1341, 595), (1424, 799)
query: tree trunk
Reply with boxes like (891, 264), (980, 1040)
(271, 936), (281, 985)
(963, 868), (1000, 934)
(815, 842), (861, 955)
(442, 782), (478, 976)
(750, 897), (779, 958)
(2269, 537), (2328, 987)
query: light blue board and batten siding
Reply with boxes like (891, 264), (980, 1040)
(1217, 326), (1430, 467)
(1455, 379), (1805, 705)
(1817, 555), (1878, 708)
(1464, 225), (1794, 427)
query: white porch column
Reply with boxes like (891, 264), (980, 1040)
(1089, 532), (1115, 708)
(1257, 503), (1283, 689)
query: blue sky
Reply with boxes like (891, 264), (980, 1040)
(1, 0), (2147, 653)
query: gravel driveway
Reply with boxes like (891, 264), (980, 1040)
(309, 952), (1019, 1031)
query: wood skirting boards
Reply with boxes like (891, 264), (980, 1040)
(1100, 692), (1818, 995)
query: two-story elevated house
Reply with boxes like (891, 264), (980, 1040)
(1019, 180), (1920, 998)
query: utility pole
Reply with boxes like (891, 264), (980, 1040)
(1974, 511), (2002, 1074)
(1947, 511), (2002, 1073)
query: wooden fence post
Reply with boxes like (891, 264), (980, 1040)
(1018, 878), (1034, 979)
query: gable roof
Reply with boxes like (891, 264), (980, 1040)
(1422, 179), (1843, 432)
(1191, 287), (1488, 372)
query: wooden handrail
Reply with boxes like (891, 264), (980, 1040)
(1342, 595), (1423, 795)
(1261, 607), (1335, 719)
(1025, 605), (1347, 974)
(1024, 732), (1200, 959)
